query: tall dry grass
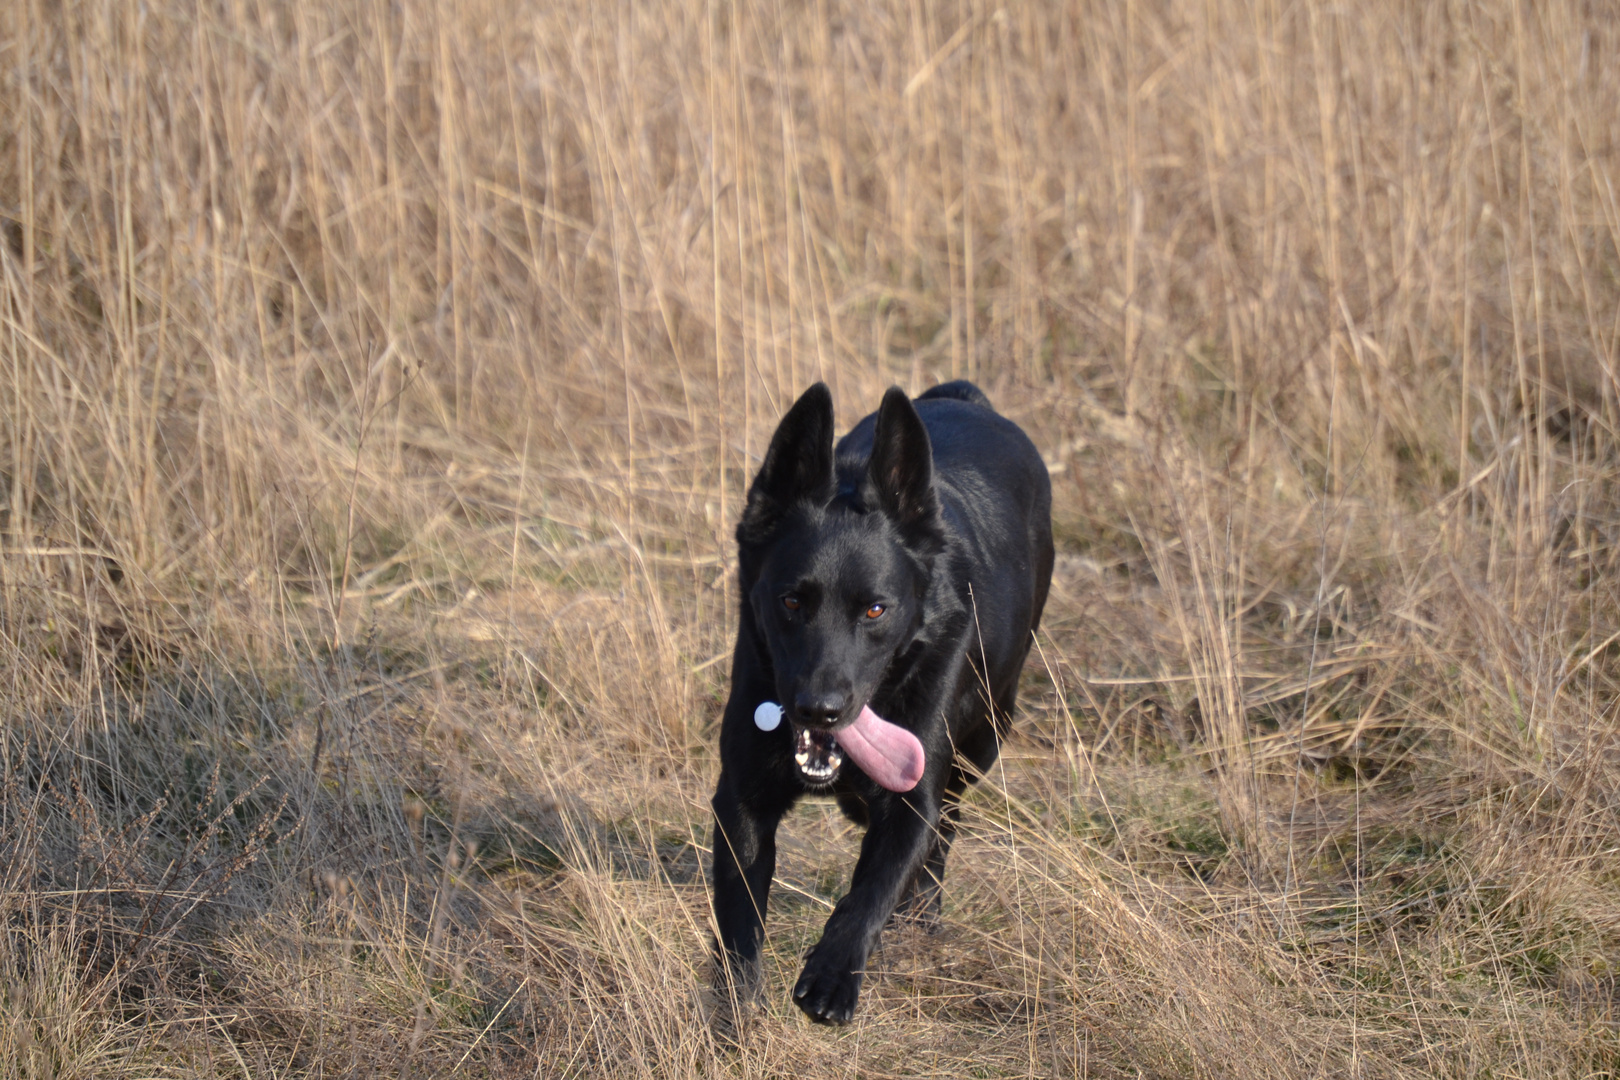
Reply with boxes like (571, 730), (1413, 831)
(3, 0), (1620, 1074)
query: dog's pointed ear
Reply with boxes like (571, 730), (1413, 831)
(865, 387), (940, 538)
(738, 383), (835, 543)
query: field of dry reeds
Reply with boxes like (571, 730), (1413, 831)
(4, 0), (1620, 1075)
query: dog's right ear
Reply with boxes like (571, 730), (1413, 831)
(738, 383), (835, 544)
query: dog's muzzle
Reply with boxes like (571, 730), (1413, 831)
(793, 725), (844, 786)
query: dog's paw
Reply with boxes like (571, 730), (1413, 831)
(792, 950), (864, 1025)
(889, 886), (943, 932)
(706, 949), (764, 1043)
(705, 995), (750, 1048)
(705, 981), (760, 1046)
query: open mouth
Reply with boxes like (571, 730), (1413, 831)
(793, 725), (844, 786)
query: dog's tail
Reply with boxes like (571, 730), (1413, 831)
(915, 380), (993, 410)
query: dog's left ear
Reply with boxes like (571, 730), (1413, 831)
(866, 388), (942, 544)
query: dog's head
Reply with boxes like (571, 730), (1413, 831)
(736, 384), (945, 739)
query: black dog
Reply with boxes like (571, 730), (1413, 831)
(709, 380), (1053, 1025)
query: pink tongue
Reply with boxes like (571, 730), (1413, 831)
(838, 705), (926, 792)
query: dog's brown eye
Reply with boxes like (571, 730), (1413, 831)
(865, 603), (886, 620)
(782, 595), (801, 612)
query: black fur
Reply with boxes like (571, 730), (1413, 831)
(709, 380), (1054, 1025)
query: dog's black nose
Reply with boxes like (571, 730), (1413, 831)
(793, 692), (847, 728)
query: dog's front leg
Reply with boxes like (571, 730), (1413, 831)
(793, 790), (938, 1024)
(710, 776), (784, 1009)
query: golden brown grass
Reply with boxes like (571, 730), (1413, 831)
(4, 0), (1620, 1074)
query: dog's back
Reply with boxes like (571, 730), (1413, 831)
(834, 382), (1054, 709)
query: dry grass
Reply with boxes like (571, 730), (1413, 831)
(3, 0), (1620, 1075)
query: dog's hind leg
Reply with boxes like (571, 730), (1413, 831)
(891, 768), (971, 928)
(893, 706), (1006, 926)
(892, 810), (957, 928)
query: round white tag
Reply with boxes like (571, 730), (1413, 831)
(753, 701), (783, 731)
